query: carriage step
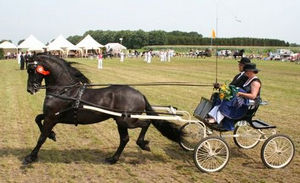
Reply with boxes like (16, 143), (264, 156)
(251, 119), (276, 129)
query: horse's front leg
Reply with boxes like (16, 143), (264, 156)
(23, 118), (56, 164)
(35, 114), (56, 141)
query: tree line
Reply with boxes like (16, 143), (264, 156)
(1, 30), (291, 50)
(67, 30), (290, 49)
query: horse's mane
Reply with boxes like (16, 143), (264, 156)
(36, 54), (91, 84)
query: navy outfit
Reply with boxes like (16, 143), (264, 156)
(219, 77), (261, 130)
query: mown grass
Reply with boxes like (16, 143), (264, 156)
(0, 57), (299, 183)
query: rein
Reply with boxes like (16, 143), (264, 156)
(38, 81), (212, 89)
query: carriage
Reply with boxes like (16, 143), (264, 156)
(179, 97), (295, 173)
(81, 96), (295, 173)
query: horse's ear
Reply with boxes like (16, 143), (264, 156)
(36, 65), (50, 76)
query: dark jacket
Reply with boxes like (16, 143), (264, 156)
(230, 72), (248, 87)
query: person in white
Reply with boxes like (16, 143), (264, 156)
(120, 51), (125, 62)
(144, 51), (148, 62)
(97, 53), (103, 69)
(167, 50), (171, 62)
(160, 51), (164, 62)
(17, 52), (21, 64)
(147, 51), (152, 63)
(163, 51), (167, 62)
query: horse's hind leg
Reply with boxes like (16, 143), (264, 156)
(136, 120), (151, 151)
(23, 120), (56, 164)
(35, 114), (56, 141)
(105, 125), (129, 164)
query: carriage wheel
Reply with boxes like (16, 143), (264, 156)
(180, 122), (205, 151)
(261, 134), (295, 169)
(193, 136), (230, 173)
(233, 121), (261, 149)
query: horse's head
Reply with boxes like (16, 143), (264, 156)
(26, 56), (51, 94)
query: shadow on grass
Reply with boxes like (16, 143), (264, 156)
(0, 143), (187, 166)
(230, 146), (265, 169)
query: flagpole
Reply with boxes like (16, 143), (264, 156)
(215, 2), (218, 84)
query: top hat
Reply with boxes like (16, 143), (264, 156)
(243, 63), (260, 73)
(238, 57), (251, 64)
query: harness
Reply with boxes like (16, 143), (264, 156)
(46, 84), (87, 126)
(73, 84), (86, 125)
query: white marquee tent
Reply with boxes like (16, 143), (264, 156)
(0, 41), (17, 49)
(18, 35), (46, 52)
(0, 41), (18, 56)
(105, 43), (127, 53)
(76, 34), (103, 56)
(47, 35), (82, 55)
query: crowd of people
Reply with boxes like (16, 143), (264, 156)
(17, 51), (35, 70)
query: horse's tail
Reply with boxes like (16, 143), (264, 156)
(143, 96), (181, 143)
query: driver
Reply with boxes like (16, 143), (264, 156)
(214, 57), (251, 89)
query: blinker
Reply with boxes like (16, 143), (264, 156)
(36, 65), (50, 76)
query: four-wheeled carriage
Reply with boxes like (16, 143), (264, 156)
(84, 96), (295, 173)
(181, 97), (295, 173)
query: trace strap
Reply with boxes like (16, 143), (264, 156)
(73, 84), (87, 126)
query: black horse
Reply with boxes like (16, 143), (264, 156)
(233, 49), (245, 59)
(197, 49), (212, 58)
(24, 54), (181, 164)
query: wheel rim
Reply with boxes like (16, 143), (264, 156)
(195, 138), (229, 172)
(263, 136), (294, 168)
(235, 124), (260, 149)
(181, 123), (205, 151)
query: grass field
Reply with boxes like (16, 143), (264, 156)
(0, 56), (299, 182)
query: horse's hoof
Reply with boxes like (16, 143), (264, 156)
(23, 155), (38, 165)
(137, 140), (151, 151)
(48, 131), (56, 141)
(143, 145), (151, 151)
(105, 157), (118, 164)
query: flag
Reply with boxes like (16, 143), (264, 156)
(212, 29), (216, 39)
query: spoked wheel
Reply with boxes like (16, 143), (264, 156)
(194, 136), (230, 173)
(233, 121), (261, 149)
(261, 134), (295, 169)
(180, 122), (205, 151)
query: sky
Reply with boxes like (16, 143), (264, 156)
(0, 0), (299, 45)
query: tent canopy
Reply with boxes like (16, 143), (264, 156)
(76, 34), (103, 50)
(0, 41), (17, 49)
(47, 44), (63, 51)
(18, 35), (45, 51)
(105, 43), (127, 52)
(48, 35), (77, 50)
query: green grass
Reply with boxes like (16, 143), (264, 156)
(0, 57), (299, 182)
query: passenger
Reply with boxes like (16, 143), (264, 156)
(214, 57), (251, 89)
(207, 63), (261, 130)
(230, 57), (251, 87)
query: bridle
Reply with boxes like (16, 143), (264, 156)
(27, 61), (80, 91)
(27, 61), (46, 90)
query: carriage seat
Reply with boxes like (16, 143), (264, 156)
(235, 100), (276, 129)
